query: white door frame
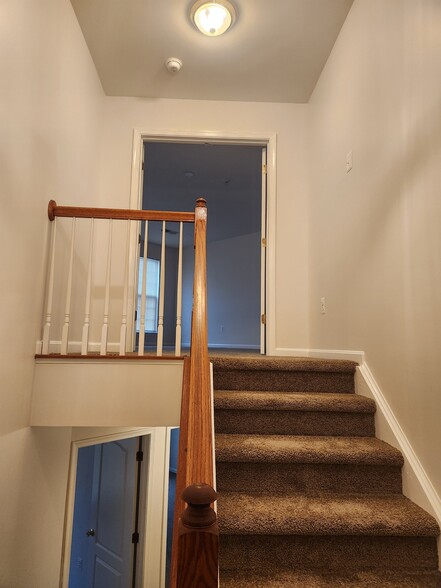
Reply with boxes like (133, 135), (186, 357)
(128, 129), (277, 355)
(161, 426), (179, 587)
(260, 147), (267, 354)
(60, 427), (169, 588)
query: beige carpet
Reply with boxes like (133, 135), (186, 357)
(212, 356), (441, 588)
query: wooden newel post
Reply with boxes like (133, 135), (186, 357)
(176, 483), (219, 588)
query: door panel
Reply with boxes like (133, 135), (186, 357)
(95, 441), (130, 556)
(87, 438), (137, 588)
(68, 435), (155, 588)
(93, 557), (122, 588)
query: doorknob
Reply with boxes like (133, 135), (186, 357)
(86, 529), (96, 537)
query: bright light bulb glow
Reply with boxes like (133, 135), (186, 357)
(198, 5), (228, 35)
(192, 1), (235, 36)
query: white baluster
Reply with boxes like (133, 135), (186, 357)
(61, 217), (76, 355)
(138, 221), (149, 356)
(100, 219), (113, 356)
(119, 220), (131, 356)
(81, 218), (94, 355)
(175, 222), (183, 356)
(156, 221), (166, 356)
(42, 218), (57, 354)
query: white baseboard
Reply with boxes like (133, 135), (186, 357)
(42, 340), (122, 354)
(39, 340), (261, 354)
(208, 343), (260, 350)
(273, 347), (365, 363)
(357, 362), (441, 530)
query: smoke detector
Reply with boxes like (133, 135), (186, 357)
(165, 57), (183, 74)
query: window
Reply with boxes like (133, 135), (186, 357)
(137, 258), (160, 333)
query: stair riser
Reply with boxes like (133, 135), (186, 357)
(214, 370), (355, 393)
(216, 462), (402, 494)
(215, 410), (375, 436)
(219, 570), (441, 588)
(219, 535), (439, 572)
(213, 358), (441, 586)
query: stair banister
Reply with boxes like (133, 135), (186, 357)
(43, 200), (196, 357)
(48, 199), (195, 223)
(171, 199), (219, 588)
(46, 198), (219, 581)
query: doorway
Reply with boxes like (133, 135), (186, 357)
(165, 427), (179, 587)
(62, 428), (169, 588)
(137, 141), (267, 353)
(68, 436), (146, 588)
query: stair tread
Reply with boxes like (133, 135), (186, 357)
(217, 492), (440, 536)
(211, 355), (358, 373)
(219, 569), (441, 588)
(215, 390), (375, 412)
(213, 357), (440, 583)
(215, 434), (403, 465)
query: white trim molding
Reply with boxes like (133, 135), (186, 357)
(357, 362), (441, 529)
(37, 340), (187, 357)
(273, 347), (365, 363)
(40, 339), (121, 355)
(208, 343), (261, 350)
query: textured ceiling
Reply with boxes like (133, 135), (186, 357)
(71, 0), (353, 103)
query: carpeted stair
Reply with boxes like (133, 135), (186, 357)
(211, 356), (441, 588)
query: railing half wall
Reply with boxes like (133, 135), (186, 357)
(38, 200), (197, 357)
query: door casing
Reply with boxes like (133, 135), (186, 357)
(128, 129), (277, 355)
(61, 427), (168, 588)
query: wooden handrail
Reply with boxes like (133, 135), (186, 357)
(171, 198), (219, 588)
(47, 200), (195, 223)
(187, 199), (213, 487)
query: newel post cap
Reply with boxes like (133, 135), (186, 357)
(181, 483), (218, 528)
(196, 198), (207, 208)
(182, 482), (217, 505)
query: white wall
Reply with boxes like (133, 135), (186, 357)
(0, 0), (104, 585)
(99, 97), (310, 352)
(0, 428), (73, 588)
(31, 360), (183, 427)
(42, 99), (311, 356)
(182, 232), (261, 348)
(309, 0), (441, 501)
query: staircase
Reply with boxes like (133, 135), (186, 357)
(212, 356), (441, 588)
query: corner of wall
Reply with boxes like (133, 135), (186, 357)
(356, 361), (441, 564)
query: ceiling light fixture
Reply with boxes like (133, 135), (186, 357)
(191, 0), (236, 37)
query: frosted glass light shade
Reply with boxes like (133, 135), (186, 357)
(191, 0), (236, 36)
